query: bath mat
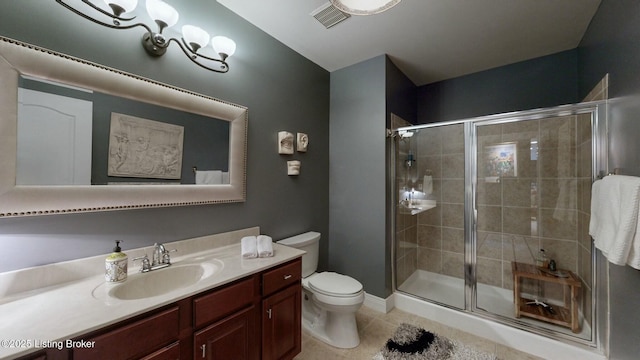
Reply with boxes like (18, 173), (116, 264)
(373, 323), (497, 360)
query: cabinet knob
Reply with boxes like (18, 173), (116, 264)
(201, 344), (206, 358)
(284, 274), (292, 280)
(267, 308), (272, 319)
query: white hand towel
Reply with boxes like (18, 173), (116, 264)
(257, 235), (274, 258)
(196, 170), (223, 184)
(589, 175), (640, 269)
(241, 236), (258, 259)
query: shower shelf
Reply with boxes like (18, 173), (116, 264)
(400, 200), (436, 215)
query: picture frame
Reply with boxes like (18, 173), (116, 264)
(484, 142), (517, 182)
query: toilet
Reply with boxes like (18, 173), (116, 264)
(277, 231), (364, 349)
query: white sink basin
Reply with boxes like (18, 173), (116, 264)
(93, 259), (222, 301)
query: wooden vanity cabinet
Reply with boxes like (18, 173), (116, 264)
(20, 257), (301, 360)
(261, 259), (302, 360)
(193, 275), (261, 360)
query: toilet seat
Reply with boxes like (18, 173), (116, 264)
(308, 272), (363, 297)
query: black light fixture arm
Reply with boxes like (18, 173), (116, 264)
(56, 0), (144, 29)
(56, 0), (233, 73)
(175, 38), (230, 73)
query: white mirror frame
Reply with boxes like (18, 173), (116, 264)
(0, 37), (247, 217)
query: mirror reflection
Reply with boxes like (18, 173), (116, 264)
(17, 76), (230, 186)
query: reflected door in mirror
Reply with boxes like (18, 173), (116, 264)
(17, 88), (92, 185)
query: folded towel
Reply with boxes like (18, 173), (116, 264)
(589, 175), (640, 269)
(241, 236), (258, 259)
(257, 235), (274, 258)
(196, 170), (223, 184)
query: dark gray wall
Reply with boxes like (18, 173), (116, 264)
(579, 1), (640, 359)
(417, 49), (580, 123)
(329, 55), (389, 298)
(386, 57), (418, 125)
(0, 1), (330, 272)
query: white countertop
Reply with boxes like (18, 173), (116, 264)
(0, 241), (304, 359)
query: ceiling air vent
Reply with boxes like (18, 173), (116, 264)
(311, 2), (351, 29)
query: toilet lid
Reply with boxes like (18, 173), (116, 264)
(308, 272), (363, 297)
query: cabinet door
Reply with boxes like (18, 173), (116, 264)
(262, 285), (301, 360)
(194, 305), (259, 360)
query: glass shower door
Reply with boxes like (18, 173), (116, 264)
(394, 122), (466, 309)
(473, 112), (595, 341)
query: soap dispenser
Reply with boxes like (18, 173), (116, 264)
(105, 240), (128, 283)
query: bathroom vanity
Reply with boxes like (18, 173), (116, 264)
(68, 259), (300, 360)
(1, 229), (303, 360)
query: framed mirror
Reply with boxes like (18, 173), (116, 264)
(0, 37), (248, 217)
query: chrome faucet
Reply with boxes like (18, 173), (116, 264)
(152, 243), (167, 267)
(134, 243), (176, 273)
(133, 254), (152, 273)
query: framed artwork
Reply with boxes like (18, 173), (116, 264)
(108, 113), (184, 179)
(484, 142), (517, 182)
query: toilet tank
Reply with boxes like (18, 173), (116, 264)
(277, 231), (320, 278)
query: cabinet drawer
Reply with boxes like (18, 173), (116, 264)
(140, 341), (180, 360)
(194, 276), (258, 328)
(262, 259), (301, 296)
(74, 306), (179, 360)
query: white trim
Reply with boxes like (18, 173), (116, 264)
(364, 292), (394, 313)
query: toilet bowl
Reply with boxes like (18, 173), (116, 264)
(277, 232), (364, 349)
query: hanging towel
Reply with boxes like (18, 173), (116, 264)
(589, 175), (640, 269)
(257, 235), (274, 258)
(423, 175), (433, 196)
(241, 236), (258, 258)
(195, 170), (223, 184)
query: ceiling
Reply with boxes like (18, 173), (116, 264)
(217, 0), (601, 86)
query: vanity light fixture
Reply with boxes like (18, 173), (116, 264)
(330, 0), (402, 15)
(56, 0), (236, 73)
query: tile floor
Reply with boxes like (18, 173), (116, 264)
(293, 306), (543, 360)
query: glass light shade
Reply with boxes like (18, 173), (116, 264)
(330, 0), (401, 15)
(105, 0), (138, 14)
(146, 0), (179, 28)
(212, 36), (236, 58)
(182, 25), (210, 50)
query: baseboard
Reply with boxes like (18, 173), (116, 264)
(364, 292), (394, 313)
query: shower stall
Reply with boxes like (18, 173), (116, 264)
(391, 102), (606, 346)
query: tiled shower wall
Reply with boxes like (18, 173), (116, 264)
(406, 118), (593, 297)
(473, 117), (590, 297)
(415, 124), (466, 278)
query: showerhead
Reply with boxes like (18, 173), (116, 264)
(398, 130), (414, 138)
